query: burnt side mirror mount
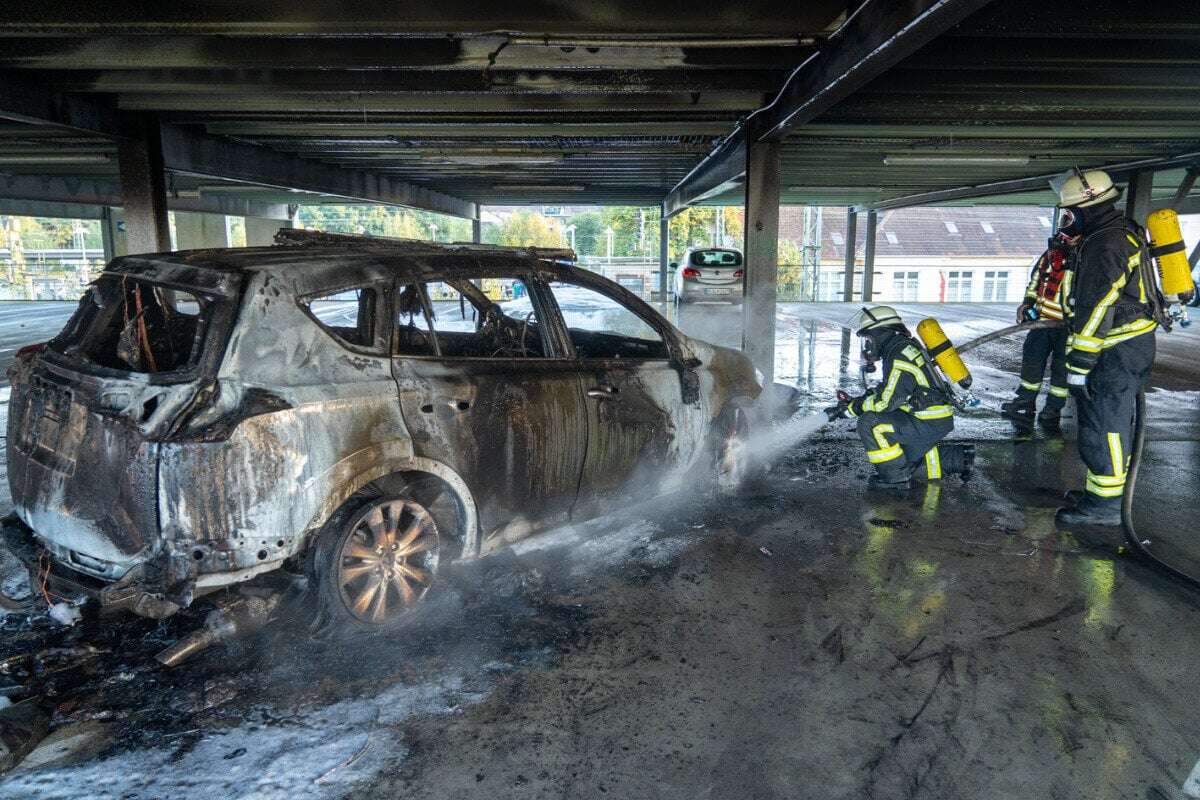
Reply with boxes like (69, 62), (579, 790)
(673, 355), (702, 405)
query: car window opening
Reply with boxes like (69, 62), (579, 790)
(52, 275), (212, 374)
(303, 287), (377, 349)
(548, 281), (669, 360)
(394, 277), (548, 359)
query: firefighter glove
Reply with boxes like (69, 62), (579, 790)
(823, 403), (847, 421)
(1066, 370), (1091, 401)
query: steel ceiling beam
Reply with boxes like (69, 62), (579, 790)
(40, 68), (784, 95)
(0, 74), (475, 218)
(857, 150), (1200, 212)
(0, 0), (847, 36)
(664, 0), (996, 214)
(0, 173), (292, 217)
(156, 123), (475, 218)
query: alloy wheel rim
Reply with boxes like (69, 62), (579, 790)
(336, 499), (439, 623)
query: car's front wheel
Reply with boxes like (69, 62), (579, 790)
(315, 494), (441, 627)
(714, 404), (754, 494)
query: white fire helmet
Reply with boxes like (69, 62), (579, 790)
(1058, 169), (1120, 208)
(849, 305), (904, 334)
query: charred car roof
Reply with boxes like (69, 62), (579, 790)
(101, 231), (586, 295)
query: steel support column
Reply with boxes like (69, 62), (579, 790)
(1125, 171), (1153, 225)
(659, 203), (671, 301)
(117, 115), (170, 254)
(741, 140), (781, 385)
(842, 208), (858, 302)
(862, 210), (878, 303)
(100, 207), (117, 261)
(472, 204), (483, 244)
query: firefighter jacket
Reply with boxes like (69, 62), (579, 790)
(1023, 245), (1068, 321)
(1062, 207), (1158, 377)
(846, 332), (954, 421)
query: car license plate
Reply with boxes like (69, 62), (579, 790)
(704, 288), (732, 295)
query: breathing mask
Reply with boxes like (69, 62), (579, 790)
(1056, 205), (1087, 238)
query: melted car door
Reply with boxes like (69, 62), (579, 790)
(540, 280), (710, 517)
(390, 278), (588, 549)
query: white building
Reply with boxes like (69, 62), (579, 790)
(782, 206), (1053, 303)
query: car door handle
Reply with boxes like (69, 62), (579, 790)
(586, 384), (619, 400)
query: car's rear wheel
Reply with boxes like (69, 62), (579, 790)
(316, 495), (441, 627)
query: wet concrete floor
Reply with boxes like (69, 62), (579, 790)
(0, 300), (1198, 799)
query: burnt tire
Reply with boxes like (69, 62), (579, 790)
(311, 492), (442, 631)
(712, 403), (757, 496)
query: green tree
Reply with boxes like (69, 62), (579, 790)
(777, 239), (804, 301)
(495, 210), (565, 248)
(566, 211), (604, 257)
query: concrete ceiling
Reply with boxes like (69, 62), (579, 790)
(692, 0), (1200, 210)
(0, 0), (850, 211)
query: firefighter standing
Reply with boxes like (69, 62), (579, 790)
(1000, 237), (1072, 429)
(1053, 170), (1158, 526)
(826, 306), (974, 490)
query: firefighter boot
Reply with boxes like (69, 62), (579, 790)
(868, 463), (911, 492)
(1000, 397), (1036, 429)
(1038, 398), (1065, 430)
(1055, 494), (1122, 527)
(937, 444), (975, 480)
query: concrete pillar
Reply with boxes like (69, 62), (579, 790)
(471, 204), (483, 243)
(861, 210), (878, 303)
(1125, 171), (1153, 225)
(659, 202), (671, 302)
(842, 208), (858, 302)
(741, 140), (781, 385)
(117, 115), (171, 254)
(245, 215), (293, 246)
(174, 212), (231, 250)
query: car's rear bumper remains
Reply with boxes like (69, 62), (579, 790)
(0, 516), (190, 619)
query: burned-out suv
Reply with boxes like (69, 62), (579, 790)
(4, 231), (761, 625)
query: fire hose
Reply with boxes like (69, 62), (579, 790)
(956, 321), (1200, 590)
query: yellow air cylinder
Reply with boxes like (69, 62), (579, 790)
(916, 318), (972, 389)
(1146, 208), (1196, 299)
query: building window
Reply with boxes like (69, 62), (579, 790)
(891, 271), (919, 301)
(831, 231), (845, 246)
(884, 231), (899, 245)
(946, 270), (974, 301)
(980, 221), (995, 234)
(982, 270), (1009, 302)
(944, 221), (960, 234)
(818, 270), (846, 301)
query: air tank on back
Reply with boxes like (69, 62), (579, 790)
(916, 318), (972, 390)
(1146, 208), (1197, 302)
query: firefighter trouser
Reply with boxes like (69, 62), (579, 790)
(856, 410), (954, 482)
(1016, 325), (1069, 409)
(1075, 333), (1155, 501)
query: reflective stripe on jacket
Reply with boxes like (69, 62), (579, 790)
(1064, 219), (1157, 376)
(847, 337), (953, 421)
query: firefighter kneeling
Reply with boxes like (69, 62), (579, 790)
(826, 306), (974, 490)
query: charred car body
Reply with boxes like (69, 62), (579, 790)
(4, 231), (761, 625)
